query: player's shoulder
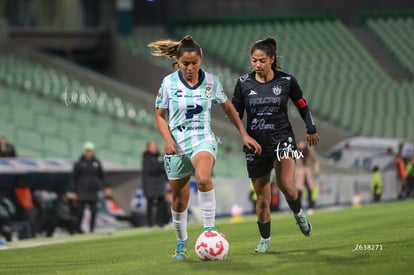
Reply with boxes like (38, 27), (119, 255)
(203, 70), (220, 82)
(275, 70), (296, 81)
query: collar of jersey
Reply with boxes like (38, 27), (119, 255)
(251, 69), (279, 83)
(178, 69), (205, 90)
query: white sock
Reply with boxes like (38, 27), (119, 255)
(296, 208), (304, 217)
(261, 237), (271, 241)
(171, 208), (188, 241)
(198, 189), (216, 229)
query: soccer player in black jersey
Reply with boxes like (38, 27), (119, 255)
(232, 37), (320, 253)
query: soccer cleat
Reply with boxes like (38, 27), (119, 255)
(172, 240), (188, 260)
(203, 226), (215, 232)
(254, 239), (270, 253)
(294, 213), (312, 236)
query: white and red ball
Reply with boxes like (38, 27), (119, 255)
(194, 230), (229, 261)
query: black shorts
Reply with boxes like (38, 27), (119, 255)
(244, 136), (297, 178)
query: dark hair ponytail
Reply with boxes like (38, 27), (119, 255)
(250, 37), (281, 70)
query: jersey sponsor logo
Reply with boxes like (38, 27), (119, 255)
(249, 97), (280, 106)
(251, 106), (280, 116)
(187, 126), (205, 130)
(175, 89), (201, 98)
(177, 124), (186, 132)
(248, 90), (258, 96)
(175, 90), (183, 97)
(177, 124), (205, 132)
(186, 104), (203, 119)
(272, 85), (282, 96)
(250, 118), (275, 130)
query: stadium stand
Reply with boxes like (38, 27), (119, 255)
(366, 15), (414, 75)
(0, 53), (247, 177)
(119, 29), (240, 94)
(173, 17), (414, 141)
(0, 54), (160, 167)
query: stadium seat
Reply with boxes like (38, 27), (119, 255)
(43, 135), (72, 158)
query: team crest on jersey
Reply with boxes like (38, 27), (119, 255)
(205, 85), (212, 98)
(272, 85), (282, 96)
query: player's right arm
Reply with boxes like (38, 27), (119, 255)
(155, 108), (177, 155)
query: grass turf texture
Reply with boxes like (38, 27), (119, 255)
(1, 201), (413, 275)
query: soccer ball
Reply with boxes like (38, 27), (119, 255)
(194, 230), (229, 261)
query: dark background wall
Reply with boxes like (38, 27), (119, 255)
(135, 0), (414, 25)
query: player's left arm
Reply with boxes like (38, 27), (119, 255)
(220, 100), (261, 154)
(289, 77), (320, 146)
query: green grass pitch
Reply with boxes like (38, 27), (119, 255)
(1, 200), (413, 275)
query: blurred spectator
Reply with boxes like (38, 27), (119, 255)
(370, 166), (383, 202)
(71, 142), (111, 233)
(142, 141), (168, 228)
(0, 136), (17, 157)
(45, 192), (76, 237)
(0, 192), (15, 241)
(270, 181), (280, 212)
(164, 182), (172, 224)
(13, 177), (36, 238)
(296, 140), (320, 214)
(405, 158), (414, 198)
(248, 181), (257, 214)
(394, 152), (407, 199)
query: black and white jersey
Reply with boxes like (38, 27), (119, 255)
(232, 70), (316, 153)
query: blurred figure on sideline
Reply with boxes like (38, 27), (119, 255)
(0, 136), (17, 157)
(13, 177), (36, 238)
(45, 191), (77, 237)
(295, 140), (320, 214)
(248, 181), (257, 214)
(370, 166), (383, 202)
(0, 192), (15, 241)
(142, 141), (168, 228)
(71, 142), (112, 233)
(405, 158), (414, 198)
(394, 152), (407, 199)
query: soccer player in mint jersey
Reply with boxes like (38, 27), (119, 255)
(149, 35), (261, 260)
(232, 37), (320, 253)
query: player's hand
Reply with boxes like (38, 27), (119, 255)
(164, 140), (177, 155)
(243, 135), (262, 154)
(307, 133), (320, 147)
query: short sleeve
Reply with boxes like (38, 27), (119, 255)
(288, 76), (304, 102)
(212, 77), (227, 105)
(155, 80), (169, 109)
(231, 79), (245, 120)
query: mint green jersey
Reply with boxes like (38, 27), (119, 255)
(155, 70), (227, 155)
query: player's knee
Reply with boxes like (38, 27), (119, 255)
(173, 199), (188, 212)
(196, 176), (213, 191)
(259, 201), (267, 210)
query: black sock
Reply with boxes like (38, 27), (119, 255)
(257, 221), (271, 239)
(287, 197), (301, 214)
